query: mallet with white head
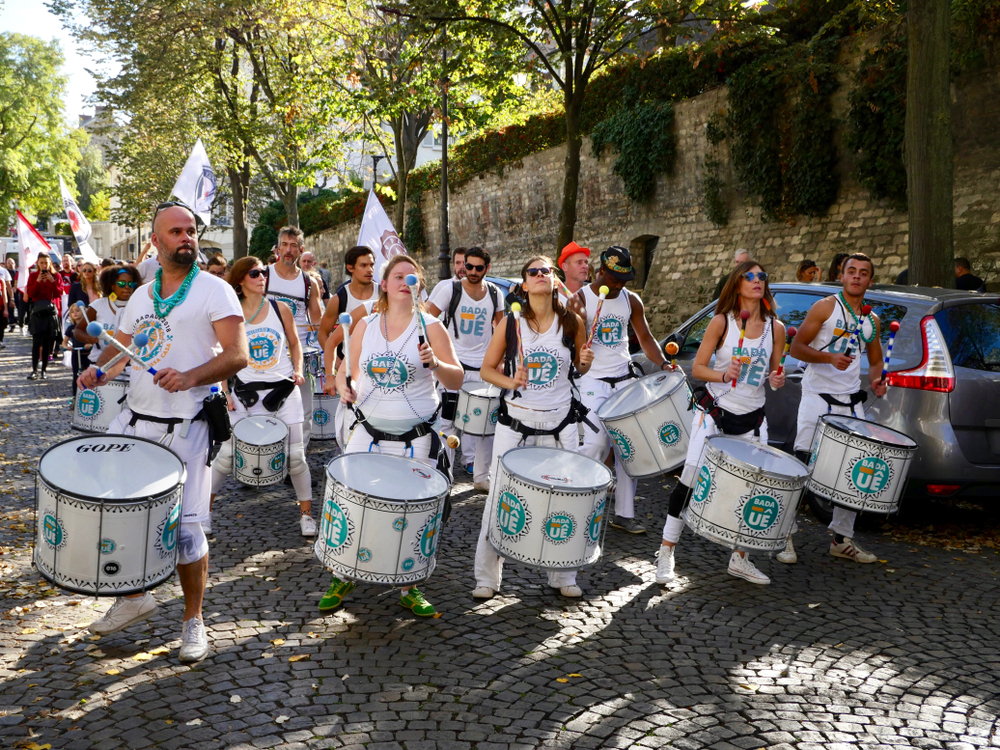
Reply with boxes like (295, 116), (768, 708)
(95, 332), (149, 380)
(510, 302), (526, 369)
(338, 312), (353, 386)
(404, 273), (430, 369)
(587, 285), (610, 346)
(87, 322), (158, 375)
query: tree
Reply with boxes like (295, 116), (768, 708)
(75, 142), (110, 214)
(0, 33), (84, 226)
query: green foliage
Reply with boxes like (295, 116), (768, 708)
(86, 190), (111, 222)
(403, 195), (426, 253)
(249, 200), (285, 260)
(75, 143), (110, 214)
(702, 157), (729, 227)
(54, 222), (72, 236)
(590, 98), (677, 203)
(706, 112), (727, 146)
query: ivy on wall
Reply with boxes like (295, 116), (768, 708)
(702, 157), (729, 227)
(403, 195), (426, 253)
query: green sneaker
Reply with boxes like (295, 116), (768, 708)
(399, 586), (436, 617)
(318, 577), (356, 611)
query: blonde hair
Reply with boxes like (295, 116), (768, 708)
(374, 255), (426, 314)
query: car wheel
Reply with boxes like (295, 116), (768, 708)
(806, 490), (834, 524)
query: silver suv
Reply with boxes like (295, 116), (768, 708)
(633, 283), (1000, 511)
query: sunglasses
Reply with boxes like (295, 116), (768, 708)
(152, 200), (195, 225)
(742, 271), (768, 282)
(525, 267), (553, 278)
(465, 262), (486, 272)
(116, 280), (137, 289)
(247, 268), (266, 279)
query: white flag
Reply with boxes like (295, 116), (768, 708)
(170, 138), (216, 225)
(59, 176), (101, 264)
(15, 210), (53, 292)
(357, 189), (407, 282)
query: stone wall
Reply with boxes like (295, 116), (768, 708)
(307, 52), (1000, 338)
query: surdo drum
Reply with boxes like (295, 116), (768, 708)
(302, 345), (322, 383)
(34, 435), (186, 596)
(72, 377), (129, 433)
(455, 383), (501, 437)
(807, 415), (917, 514)
(488, 447), (613, 570)
(312, 393), (339, 441)
(683, 436), (808, 552)
(596, 371), (693, 479)
(315, 454), (449, 585)
(232, 416), (289, 486)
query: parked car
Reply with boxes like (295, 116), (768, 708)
(631, 282), (1000, 515)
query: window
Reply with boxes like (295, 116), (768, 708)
(935, 303), (1000, 372)
(772, 291), (824, 331)
(680, 312), (713, 354)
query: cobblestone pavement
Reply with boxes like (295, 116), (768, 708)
(2, 329), (1000, 750)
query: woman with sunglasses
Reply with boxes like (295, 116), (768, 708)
(76, 265), (143, 371)
(65, 263), (103, 399)
(472, 256), (594, 600)
(654, 261), (786, 586)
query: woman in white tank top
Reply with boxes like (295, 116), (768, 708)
(655, 261), (787, 587)
(328, 256), (464, 618)
(473, 255), (594, 601)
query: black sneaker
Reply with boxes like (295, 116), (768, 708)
(610, 515), (646, 534)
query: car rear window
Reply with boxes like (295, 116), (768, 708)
(934, 303), (1000, 372)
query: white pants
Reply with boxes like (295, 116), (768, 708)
(579, 376), (638, 519)
(795, 392), (865, 538)
(440, 371), (494, 485)
(299, 380), (314, 446)
(474, 405), (579, 591)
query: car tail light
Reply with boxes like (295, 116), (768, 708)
(886, 316), (955, 393)
(926, 483), (960, 496)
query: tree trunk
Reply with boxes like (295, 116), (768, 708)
(227, 156), (250, 259)
(556, 97), (584, 255)
(284, 183), (299, 228)
(393, 120), (409, 232)
(906, 0), (953, 287)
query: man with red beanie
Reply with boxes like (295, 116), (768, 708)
(558, 241), (591, 294)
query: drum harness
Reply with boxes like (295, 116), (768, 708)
(229, 300), (298, 413)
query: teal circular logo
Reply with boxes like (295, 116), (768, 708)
(497, 491), (527, 536)
(235, 451), (244, 470)
(850, 456), (891, 495)
(524, 351), (559, 387)
(247, 335), (277, 365)
(490, 408), (499, 425)
(270, 452), (286, 472)
(366, 356), (410, 388)
(393, 517), (408, 532)
(100, 538), (116, 555)
(587, 499), (606, 542)
(692, 466), (712, 503)
(609, 427), (633, 461)
(357, 548), (373, 563)
(401, 558), (415, 571)
(741, 494), (780, 531)
(314, 408), (330, 426)
(658, 422), (681, 447)
(544, 513), (575, 545)
(323, 499), (350, 549)
(42, 514), (64, 548)
(161, 503), (180, 552)
(594, 316), (625, 347)
(78, 389), (101, 418)
(420, 513), (441, 558)
(473, 407), (482, 417)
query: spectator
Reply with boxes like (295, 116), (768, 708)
(0, 260), (11, 349)
(558, 241), (591, 295)
(452, 248), (467, 280)
(100, 257), (115, 268)
(955, 257), (986, 291)
(299, 251), (329, 300)
(894, 268), (909, 285)
(65, 263), (102, 397)
(712, 248), (751, 301)
(25, 254), (65, 380)
(7, 258), (26, 332)
(318, 261), (332, 290)
(826, 252), (848, 282)
(796, 259), (821, 282)
(206, 254), (228, 279)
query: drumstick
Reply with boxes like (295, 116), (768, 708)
(776, 326), (797, 375)
(880, 320), (900, 383)
(510, 302), (525, 368)
(87, 323), (158, 375)
(404, 273), (430, 368)
(587, 285), (610, 346)
(339, 312), (353, 387)
(439, 431), (460, 450)
(95, 333), (149, 379)
(733, 309), (751, 387)
(665, 341), (679, 371)
(845, 304), (872, 357)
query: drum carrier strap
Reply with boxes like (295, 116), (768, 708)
(233, 377), (296, 412)
(690, 385), (765, 438)
(598, 362), (643, 387)
(128, 386), (232, 466)
(819, 391), (867, 409)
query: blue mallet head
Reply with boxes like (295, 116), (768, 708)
(86, 322), (103, 337)
(405, 273), (418, 287)
(75, 300), (86, 308)
(134, 333), (149, 347)
(338, 312), (352, 326)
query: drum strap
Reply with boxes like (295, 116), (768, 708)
(598, 364), (642, 388)
(496, 396), (597, 440)
(690, 386), (765, 437)
(460, 362), (480, 372)
(351, 405), (442, 449)
(819, 391), (867, 410)
(233, 376), (296, 412)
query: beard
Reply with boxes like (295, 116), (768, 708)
(168, 243), (197, 267)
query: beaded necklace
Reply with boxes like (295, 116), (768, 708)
(245, 296), (266, 323)
(153, 263), (199, 319)
(837, 291), (876, 344)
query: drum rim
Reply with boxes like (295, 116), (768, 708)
(818, 414), (918, 449)
(325, 453), (451, 503)
(33, 558), (176, 597)
(232, 415), (289, 441)
(458, 383), (501, 398)
(596, 371), (688, 421)
(500, 446), (613, 491)
(38, 434), (187, 502)
(705, 435), (810, 481)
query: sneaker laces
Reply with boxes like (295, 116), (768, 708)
(100, 597), (131, 620)
(182, 617), (206, 644)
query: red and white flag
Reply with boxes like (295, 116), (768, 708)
(59, 176), (101, 264)
(15, 210), (53, 292)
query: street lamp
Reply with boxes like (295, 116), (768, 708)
(438, 43), (451, 282)
(372, 154), (385, 187)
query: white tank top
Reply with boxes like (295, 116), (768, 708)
(512, 314), (574, 411)
(801, 295), (876, 396)
(344, 283), (375, 315)
(581, 285), (632, 379)
(265, 264), (310, 335)
(706, 313), (773, 415)
(241, 301), (294, 382)
(355, 311), (442, 431)
(88, 297), (128, 366)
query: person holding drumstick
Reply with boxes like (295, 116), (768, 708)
(472, 256), (594, 600)
(329, 255), (464, 616)
(784, 252), (886, 564)
(655, 261), (786, 585)
(209, 257), (316, 537)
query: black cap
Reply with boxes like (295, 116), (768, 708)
(600, 246), (636, 281)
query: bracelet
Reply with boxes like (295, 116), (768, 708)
(659, 361), (670, 371)
(429, 358), (440, 371)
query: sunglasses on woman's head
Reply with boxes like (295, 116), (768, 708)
(525, 267), (553, 277)
(742, 271), (768, 282)
(116, 280), (137, 289)
(248, 268), (266, 279)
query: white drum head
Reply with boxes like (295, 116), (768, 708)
(708, 436), (809, 480)
(502, 447), (612, 490)
(598, 371), (686, 420)
(233, 416), (288, 444)
(823, 415), (917, 449)
(39, 436), (185, 500)
(302, 345), (321, 358)
(327, 454), (449, 501)
(461, 383), (501, 398)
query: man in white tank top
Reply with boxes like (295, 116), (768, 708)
(787, 253), (887, 564)
(568, 247), (672, 534)
(427, 246), (504, 492)
(316, 245), (377, 349)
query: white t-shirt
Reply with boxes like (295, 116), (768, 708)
(88, 297), (129, 365)
(0, 266), (10, 283)
(137, 256), (160, 283)
(430, 280), (497, 368)
(120, 271), (243, 418)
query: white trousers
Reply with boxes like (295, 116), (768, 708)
(440, 371), (494, 484)
(795, 392), (865, 538)
(578, 376), (638, 519)
(473, 406), (579, 590)
(299, 381), (313, 446)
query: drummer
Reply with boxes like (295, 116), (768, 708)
(316, 245), (377, 350)
(329, 255), (464, 616)
(784, 252), (886, 564)
(426, 246), (505, 492)
(210, 257), (315, 537)
(75, 265), (143, 369)
(655, 261), (786, 586)
(567, 246), (673, 534)
(473, 256), (594, 600)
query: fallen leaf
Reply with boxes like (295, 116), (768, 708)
(165, 719), (173, 724)
(149, 646), (169, 655)
(275, 715), (289, 724)
(556, 678), (568, 683)
(738, 683), (760, 691)
(307, 632), (315, 637)
(230, 695), (242, 703)
(878, 559), (888, 563)
(271, 638), (285, 646)
(21, 628), (36, 634)
(807, 603), (821, 608)
(887, 568), (896, 573)
(433, 612), (442, 619)
(104, 669), (120, 676)
(25, 744), (52, 750)
(246, 567), (259, 572)
(567, 673), (582, 677)
(64, 600), (81, 607)
(186, 719), (202, 726)
(132, 652), (152, 662)
(288, 654), (310, 662)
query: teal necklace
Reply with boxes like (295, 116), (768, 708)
(153, 264), (199, 319)
(837, 291), (875, 344)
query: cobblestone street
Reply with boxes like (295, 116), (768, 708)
(1, 330), (999, 750)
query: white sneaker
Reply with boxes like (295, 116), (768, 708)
(473, 482), (490, 494)
(300, 514), (317, 537)
(655, 545), (675, 584)
(179, 617), (210, 663)
(88, 592), (158, 635)
(830, 537), (877, 563)
(472, 586), (495, 600)
(776, 535), (797, 564)
(728, 552), (770, 585)
(556, 585), (583, 598)
(201, 515), (212, 535)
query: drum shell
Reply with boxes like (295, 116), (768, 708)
(455, 385), (500, 437)
(488, 448), (611, 570)
(597, 373), (692, 479)
(312, 393), (339, 441)
(314, 456), (448, 585)
(683, 437), (807, 552)
(72, 378), (129, 434)
(806, 416), (917, 514)
(233, 417), (289, 487)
